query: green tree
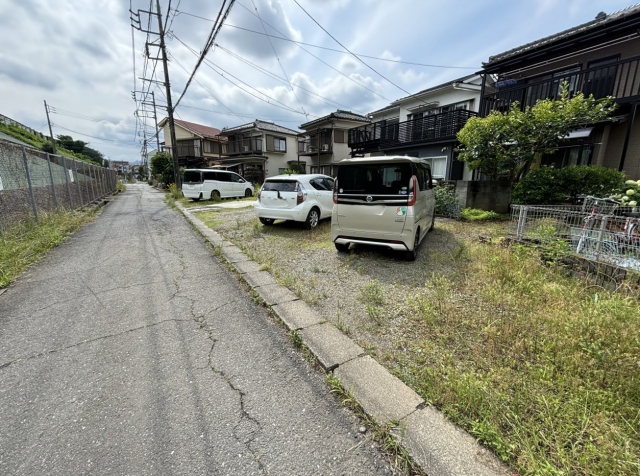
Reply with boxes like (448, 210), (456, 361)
(456, 83), (617, 182)
(150, 152), (174, 185)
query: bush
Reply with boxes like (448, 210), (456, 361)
(512, 165), (625, 205)
(435, 182), (461, 218)
(460, 208), (502, 221)
(168, 183), (182, 200)
(150, 152), (174, 186)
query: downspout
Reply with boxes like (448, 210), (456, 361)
(316, 126), (320, 172)
(619, 101), (638, 172)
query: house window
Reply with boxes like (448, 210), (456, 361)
(203, 140), (213, 154)
(423, 156), (447, 179)
(274, 137), (286, 152)
(334, 129), (346, 143)
(267, 135), (287, 152)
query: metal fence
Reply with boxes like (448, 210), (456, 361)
(0, 139), (117, 233)
(510, 201), (640, 271)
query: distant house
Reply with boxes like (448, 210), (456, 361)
(348, 75), (488, 180)
(479, 4), (640, 178)
(217, 119), (301, 183)
(298, 110), (371, 176)
(158, 118), (226, 168)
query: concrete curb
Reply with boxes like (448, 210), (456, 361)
(175, 202), (513, 476)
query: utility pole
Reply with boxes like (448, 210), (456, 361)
(155, 0), (180, 188)
(151, 91), (160, 152)
(130, 2), (180, 187)
(44, 100), (56, 153)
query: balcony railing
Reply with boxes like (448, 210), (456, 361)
(348, 109), (477, 154)
(297, 138), (333, 155)
(225, 137), (263, 155)
(481, 55), (640, 116)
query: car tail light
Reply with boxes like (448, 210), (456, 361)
(296, 182), (306, 205)
(333, 179), (338, 204)
(257, 187), (262, 202)
(407, 176), (417, 206)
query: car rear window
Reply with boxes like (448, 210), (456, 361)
(262, 180), (297, 192)
(184, 171), (202, 184)
(337, 164), (412, 195)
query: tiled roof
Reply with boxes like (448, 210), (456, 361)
(158, 118), (222, 139)
(174, 119), (221, 139)
(487, 3), (640, 65)
(300, 110), (370, 129)
(391, 74), (477, 103)
(219, 119), (300, 136)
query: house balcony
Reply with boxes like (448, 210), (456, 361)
(298, 129), (333, 156)
(481, 55), (640, 116)
(348, 109), (477, 155)
(224, 137), (263, 156)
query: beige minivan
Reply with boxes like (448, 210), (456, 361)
(331, 156), (435, 260)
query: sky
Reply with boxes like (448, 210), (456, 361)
(0, 0), (635, 163)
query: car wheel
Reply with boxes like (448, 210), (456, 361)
(335, 242), (349, 253)
(259, 217), (274, 225)
(305, 207), (320, 230)
(210, 190), (220, 200)
(429, 208), (436, 231)
(245, 188), (253, 198)
(403, 228), (420, 261)
(192, 195), (200, 202)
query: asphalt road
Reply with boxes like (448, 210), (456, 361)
(0, 184), (393, 476)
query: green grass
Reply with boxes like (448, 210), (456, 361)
(0, 210), (98, 288)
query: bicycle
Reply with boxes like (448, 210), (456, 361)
(575, 196), (620, 255)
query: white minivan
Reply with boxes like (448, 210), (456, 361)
(182, 169), (254, 201)
(331, 156), (436, 261)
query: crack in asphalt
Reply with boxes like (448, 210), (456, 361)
(170, 242), (268, 475)
(0, 318), (192, 370)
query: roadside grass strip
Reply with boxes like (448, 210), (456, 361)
(0, 210), (98, 288)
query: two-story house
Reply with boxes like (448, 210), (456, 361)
(298, 110), (371, 176)
(217, 119), (301, 183)
(158, 118), (226, 168)
(479, 4), (640, 178)
(348, 74), (486, 180)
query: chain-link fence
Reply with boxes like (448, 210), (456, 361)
(510, 202), (640, 271)
(0, 139), (117, 233)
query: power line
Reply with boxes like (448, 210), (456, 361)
(177, 9), (477, 69)
(172, 35), (313, 116)
(178, 104), (304, 122)
(249, 0), (307, 118)
(215, 44), (365, 114)
(173, 0), (236, 110)
(51, 123), (138, 145)
(231, 2), (392, 103)
(293, 0), (418, 101)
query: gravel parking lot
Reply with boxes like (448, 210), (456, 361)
(193, 206), (504, 364)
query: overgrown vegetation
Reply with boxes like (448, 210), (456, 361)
(512, 165), (625, 204)
(0, 210), (98, 288)
(459, 208), (502, 221)
(150, 151), (175, 186)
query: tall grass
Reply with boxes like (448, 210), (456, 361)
(394, 240), (640, 475)
(0, 210), (97, 288)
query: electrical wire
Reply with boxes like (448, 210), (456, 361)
(178, 104), (305, 122)
(249, 0), (307, 118)
(173, 0), (236, 110)
(215, 44), (365, 114)
(293, 0), (418, 101)
(51, 123), (138, 145)
(172, 35), (313, 116)
(177, 9), (477, 69)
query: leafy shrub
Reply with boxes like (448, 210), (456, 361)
(460, 208), (502, 221)
(611, 179), (640, 207)
(435, 182), (461, 218)
(512, 165), (625, 204)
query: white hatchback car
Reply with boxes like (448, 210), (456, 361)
(254, 174), (334, 229)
